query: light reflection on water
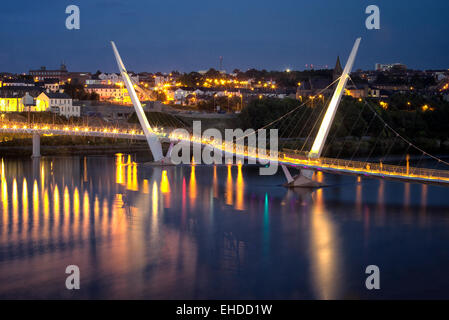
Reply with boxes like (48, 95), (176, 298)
(1, 155), (449, 299)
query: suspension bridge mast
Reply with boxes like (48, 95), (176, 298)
(111, 41), (170, 164)
(283, 38), (361, 187)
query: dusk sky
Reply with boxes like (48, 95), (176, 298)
(0, 0), (448, 73)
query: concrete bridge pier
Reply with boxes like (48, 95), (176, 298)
(32, 133), (41, 158)
(281, 165), (321, 188)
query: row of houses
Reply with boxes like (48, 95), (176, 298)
(0, 89), (79, 118)
(1, 77), (62, 92)
(85, 72), (139, 85)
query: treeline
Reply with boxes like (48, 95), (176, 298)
(177, 68), (333, 88)
(63, 84), (99, 100)
(238, 94), (449, 157)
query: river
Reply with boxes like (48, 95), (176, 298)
(1, 153), (449, 299)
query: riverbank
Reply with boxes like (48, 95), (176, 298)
(0, 144), (150, 157)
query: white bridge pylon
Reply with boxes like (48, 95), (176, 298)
(309, 37), (361, 159)
(111, 41), (165, 162)
(283, 37), (361, 187)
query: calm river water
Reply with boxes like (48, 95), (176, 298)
(1, 154), (449, 299)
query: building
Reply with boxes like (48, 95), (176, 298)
(0, 91), (42, 112)
(174, 88), (189, 104)
(95, 72), (138, 85)
(29, 64), (91, 85)
(22, 92), (36, 111)
(36, 90), (76, 117)
(375, 63), (407, 72)
(0, 93), (26, 112)
(154, 75), (171, 86)
(30, 64), (68, 81)
(85, 84), (129, 103)
(65, 72), (91, 85)
(333, 56), (343, 82)
(1, 78), (35, 87)
(296, 57), (342, 100)
(0, 85), (43, 98)
(40, 78), (60, 92)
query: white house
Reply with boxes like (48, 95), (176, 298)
(85, 84), (128, 102)
(98, 73), (120, 83)
(36, 90), (78, 117)
(174, 88), (193, 104)
(44, 81), (60, 92)
(97, 72), (138, 84)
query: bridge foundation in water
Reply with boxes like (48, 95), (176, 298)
(281, 165), (321, 188)
(32, 133), (40, 158)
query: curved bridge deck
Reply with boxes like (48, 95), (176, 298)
(280, 152), (449, 186)
(2, 121), (449, 186)
(0, 121), (170, 142)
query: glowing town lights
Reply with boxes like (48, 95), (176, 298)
(380, 101), (388, 110)
(422, 105), (431, 112)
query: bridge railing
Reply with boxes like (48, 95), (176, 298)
(0, 120), (148, 137)
(280, 149), (449, 181)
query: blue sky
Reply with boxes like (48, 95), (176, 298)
(0, 0), (448, 73)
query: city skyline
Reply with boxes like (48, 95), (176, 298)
(0, 0), (448, 73)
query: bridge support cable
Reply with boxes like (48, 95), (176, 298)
(278, 102), (313, 151)
(299, 95), (333, 154)
(283, 95), (330, 153)
(281, 38), (362, 187)
(356, 94), (449, 170)
(281, 88), (335, 148)
(349, 112), (378, 160)
(234, 78), (340, 146)
(361, 124), (388, 165)
(321, 99), (355, 158)
(333, 101), (368, 160)
(111, 41), (165, 162)
(280, 91), (337, 155)
(309, 37), (361, 159)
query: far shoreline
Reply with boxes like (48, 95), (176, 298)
(0, 144), (151, 157)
